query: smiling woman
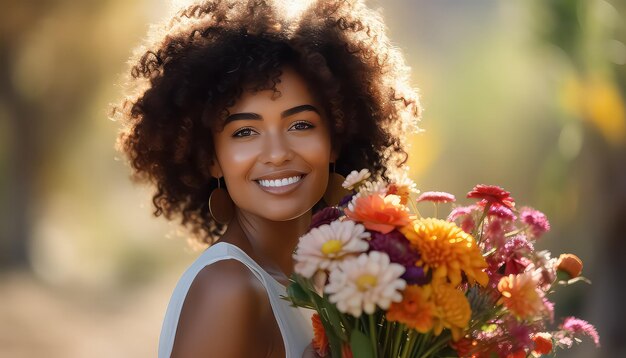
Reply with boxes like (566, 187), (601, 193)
(211, 66), (335, 222)
(112, 0), (420, 357)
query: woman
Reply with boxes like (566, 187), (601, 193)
(113, 0), (420, 356)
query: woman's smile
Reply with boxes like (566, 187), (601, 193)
(254, 174), (306, 194)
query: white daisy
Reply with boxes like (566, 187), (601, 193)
(389, 169), (420, 195)
(342, 169), (372, 190)
(353, 179), (388, 201)
(324, 251), (406, 317)
(293, 220), (370, 278)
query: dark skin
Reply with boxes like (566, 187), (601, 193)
(170, 67), (335, 358)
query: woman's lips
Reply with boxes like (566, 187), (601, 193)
(254, 174), (306, 195)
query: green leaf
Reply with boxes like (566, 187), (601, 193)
(350, 329), (375, 358)
(284, 280), (314, 308)
(312, 295), (348, 341)
(319, 314), (343, 358)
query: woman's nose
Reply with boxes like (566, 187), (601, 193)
(261, 131), (294, 165)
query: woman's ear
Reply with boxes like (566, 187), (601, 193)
(209, 157), (223, 178)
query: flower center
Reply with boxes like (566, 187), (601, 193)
(321, 240), (343, 256)
(356, 274), (378, 291)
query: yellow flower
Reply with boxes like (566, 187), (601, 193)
(431, 282), (471, 341)
(401, 218), (488, 286)
(497, 272), (545, 319)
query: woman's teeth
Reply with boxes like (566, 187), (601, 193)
(257, 175), (302, 188)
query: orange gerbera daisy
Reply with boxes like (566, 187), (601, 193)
(431, 282), (472, 341)
(344, 194), (412, 234)
(387, 285), (436, 333)
(401, 219), (489, 287)
(497, 272), (545, 319)
(311, 313), (329, 357)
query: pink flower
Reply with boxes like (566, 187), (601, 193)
(447, 205), (479, 233)
(560, 317), (600, 347)
(467, 185), (515, 209)
(520, 207), (550, 238)
(416, 191), (456, 203)
(447, 205), (479, 221)
(489, 205), (517, 221)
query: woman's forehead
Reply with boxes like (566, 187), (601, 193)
(228, 67), (320, 114)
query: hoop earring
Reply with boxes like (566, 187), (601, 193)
(323, 162), (351, 206)
(208, 177), (234, 224)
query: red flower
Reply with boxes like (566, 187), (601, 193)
(532, 332), (553, 355)
(467, 185), (515, 209)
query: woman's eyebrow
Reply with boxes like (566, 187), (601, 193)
(281, 104), (320, 118)
(224, 104), (320, 124)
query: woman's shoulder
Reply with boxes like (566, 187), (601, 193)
(170, 258), (271, 357)
(191, 258), (268, 300)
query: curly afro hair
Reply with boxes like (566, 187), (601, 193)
(112, 0), (421, 246)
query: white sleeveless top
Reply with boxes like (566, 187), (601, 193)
(158, 242), (314, 357)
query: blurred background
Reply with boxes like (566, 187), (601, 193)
(1, 0), (624, 356)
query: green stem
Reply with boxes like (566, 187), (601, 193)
(369, 314), (378, 358)
(392, 324), (405, 357)
(418, 334), (450, 358)
(400, 330), (416, 358)
(413, 332), (425, 356)
(409, 198), (422, 218)
(472, 203), (491, 243)
(382, 321), (392, 355)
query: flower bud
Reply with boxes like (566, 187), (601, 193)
(556, 254), (583, 278)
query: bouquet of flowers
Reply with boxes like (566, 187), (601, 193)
(285, 169), (600, 358)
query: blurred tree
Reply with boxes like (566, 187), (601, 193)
(0, 1), (52, 269)
(0, 0), (110, 269)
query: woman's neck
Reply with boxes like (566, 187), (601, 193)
(220, 208), (312, 282)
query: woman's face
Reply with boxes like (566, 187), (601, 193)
(210, 66), (335, 221)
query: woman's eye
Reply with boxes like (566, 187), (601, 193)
(232, 127), (256, 137)
(290, 121), (314, 131)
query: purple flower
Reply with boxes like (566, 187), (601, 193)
(506, 320), (534, 353)
(338, 193), (354, 207)
(496, 235), (534, 262)
(402, 265), (430, 285)
(368, 230), (420, 267)
(310, 207), (342, 229)
(369, 230), (429, 285)
(520, 207), (551, 238)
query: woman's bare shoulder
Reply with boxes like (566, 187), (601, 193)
(170, 259), (270, 358)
